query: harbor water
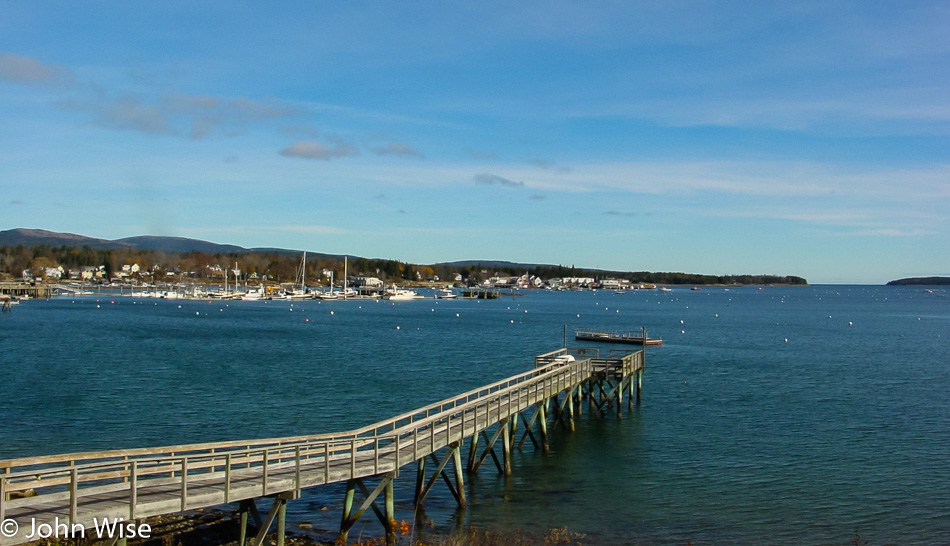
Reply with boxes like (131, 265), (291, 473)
(1, 286), (947, 543)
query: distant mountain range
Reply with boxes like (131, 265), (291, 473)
(0, 229), (578, 270)
(0, 228), (339, 258)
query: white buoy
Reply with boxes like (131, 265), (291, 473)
(396, 326), (400, 330)
(456, 313), (460, 317)
(330, 311), (334, 315)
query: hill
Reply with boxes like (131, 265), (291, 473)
(0, 228), (134, 250)
(886, 277), (950, 286)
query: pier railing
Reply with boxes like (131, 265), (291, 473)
(0, 355), (610, 541)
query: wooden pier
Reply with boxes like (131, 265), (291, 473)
(0, 282), (51, 299)
(0, 347), (645, 546)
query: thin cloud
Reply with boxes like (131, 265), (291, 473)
(467, 148), (497, 160)
(604, 210), (636, 217)
(165, 94), (301, 139)
(0, 53), (68, 85)
(530, 159), (572, 173)
(60, 95), (175, 135)
(841, 228), (936, 237)
(473, 173), (524, 187)
(528, 194), (546, 200)
(10, 199), (25, 205)
(191, 225), (349, 236)
(280, 140), (358, 160)
(280, 124), (320, 139)
(372, 142), (425, 159)
(266, 225), (350, 235)
(58, 92), (302, 139)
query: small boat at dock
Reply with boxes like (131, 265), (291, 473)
(575, 329), (663, 346)
(383, 284), (420, 301)
(435, 288), (458, 299)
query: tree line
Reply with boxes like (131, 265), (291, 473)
(0, 244), (807, 286)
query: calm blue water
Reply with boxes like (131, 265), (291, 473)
(1, 286), (948, 544)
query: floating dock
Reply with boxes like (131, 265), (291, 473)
(460, 288), (502, 299)
(575, 328), (663, 346)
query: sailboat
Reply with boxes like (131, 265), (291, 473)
(286, 252), (314, 300)
(340, 256), (357, 298)
(209, 262), (240, 299)
(318, 270), (340, 299)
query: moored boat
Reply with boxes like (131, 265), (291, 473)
(574, 329), (663, 346)
(383, 284), (420, 301)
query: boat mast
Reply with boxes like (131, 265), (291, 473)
(343, 256), (347, 300)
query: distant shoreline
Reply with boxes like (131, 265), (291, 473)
(886, 276), (950, 286)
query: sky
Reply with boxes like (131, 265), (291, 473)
(1, 1), (948, 284)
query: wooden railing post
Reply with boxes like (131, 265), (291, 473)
(129, 460), (138, 519)
(225, 454), (232, 504)
(262, 449), (269, 496)
(1, 474), (7, 522)
(180, 457), (188, 511)
(295, 446), (302, 497)
(69, 466), (78, 524)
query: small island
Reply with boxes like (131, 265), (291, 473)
(886, 277), (950, 286)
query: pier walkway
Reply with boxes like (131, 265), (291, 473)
(0, 347), (645, 545)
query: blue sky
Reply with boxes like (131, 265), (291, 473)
(1, 1), (948, 283)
